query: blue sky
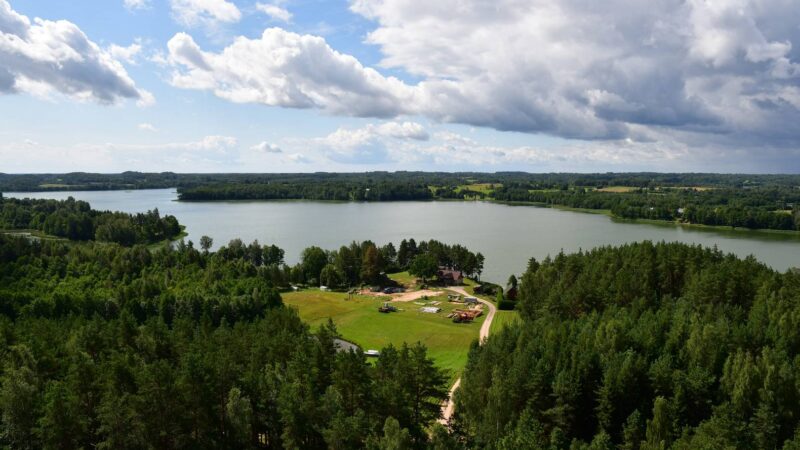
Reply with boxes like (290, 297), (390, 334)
(1, 0), (799, 173)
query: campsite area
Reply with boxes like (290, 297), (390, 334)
(282, 287), (490, 378)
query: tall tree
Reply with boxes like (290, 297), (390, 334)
(408, 254), (438, 283)
(361, 244), (381, 285)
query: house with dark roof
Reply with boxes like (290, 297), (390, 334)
(437, 267), (464, 285)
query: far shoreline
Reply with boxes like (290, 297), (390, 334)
(7, 187), (799, 241)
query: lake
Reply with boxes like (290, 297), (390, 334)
(5, 189), (800, 283)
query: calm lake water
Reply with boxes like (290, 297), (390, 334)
(6, 189), (800, 283)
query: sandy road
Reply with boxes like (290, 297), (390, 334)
(439, 286), (497, 425)
(359, 288), (442, 302)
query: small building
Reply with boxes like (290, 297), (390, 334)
(333, 338), (360, 353)
(438, 268), (464, 285)
(464, 296), (479, 305)
(506, 286), (518, 301)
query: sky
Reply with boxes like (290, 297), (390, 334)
(0, 0), (799, 173)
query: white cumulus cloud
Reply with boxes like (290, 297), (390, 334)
(166, 28), (415, 117)
(170, 0), (241, 28)
(311, 121), (428, 164)
(250, 141), (282, 153)
(0, 0), (149, 105)
(123, 0), (150, 11)
(138, 122), (158, 132)
(256, 3), (292, 23)
(108, 40), (143, 65)
(164, 0), (800, 154)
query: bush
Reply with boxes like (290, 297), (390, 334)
(498, 299), (516, 310)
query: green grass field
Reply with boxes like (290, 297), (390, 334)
(456, 183), (499, 194)
(595, 186), (639, 193)
(387, 271), (420, 288)
(282, 289), (485, 378)
(490, 310), (520, 334)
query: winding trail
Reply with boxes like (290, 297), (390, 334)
(439, 286), (497, 425)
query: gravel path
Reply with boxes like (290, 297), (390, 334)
(439, 286), (497, 425)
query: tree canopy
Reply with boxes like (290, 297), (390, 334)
(454, 241), (800, 449)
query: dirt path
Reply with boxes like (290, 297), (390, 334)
(439, 286), (497, 425)
(360, 289), (442, 303)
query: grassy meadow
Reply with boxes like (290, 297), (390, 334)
(489, 310), (520, 334)
(282, 289), (485, 378)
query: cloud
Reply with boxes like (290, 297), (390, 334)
(312, 121), (428, 163)
(108, 40), (143, 64)
(138, 122), (158, 132)
(166, 28), (415, 117)
(170, 0), (241, 28)
(123, 0), (150, 11)
(286, 153), (310, 163)
(256, 3), (292, 23)
(374, 121), (429, 140)
(358, 0), (800, 141)
(0, 135), (240, 172)
(324, 121), (428, 147)
(250, 141), (282, 153)
(165, 0), (800, 153)
(0, 0), (149, 105)
(135, 89), (156, 107)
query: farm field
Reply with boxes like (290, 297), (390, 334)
(282, 289), (486, 377)
(595, 185), (639, 193)
(456, 183), (499, 194)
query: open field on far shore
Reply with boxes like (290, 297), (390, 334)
(595, 185), (640, 193)
(282, 289), (486, 377)
(457, 183), (499, 194)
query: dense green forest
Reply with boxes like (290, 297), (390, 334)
(177, 180), (433, 202)
(0, 234), (455, 449)
(0, 196), (182, 245)
(454, 241), (800, 449)
(290, 238), (483, 288)
(491, 184), (800, 231)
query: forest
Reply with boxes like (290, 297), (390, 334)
(490, 184), (800, 231)
(0, 196), (182, 245)
(0, 233), (456, 449)
(454, 241), (800, 449)
(177, 181), (434, 202)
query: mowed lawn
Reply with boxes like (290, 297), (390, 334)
(387, 271), (420, 288)
(282, 289), (485, 378)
